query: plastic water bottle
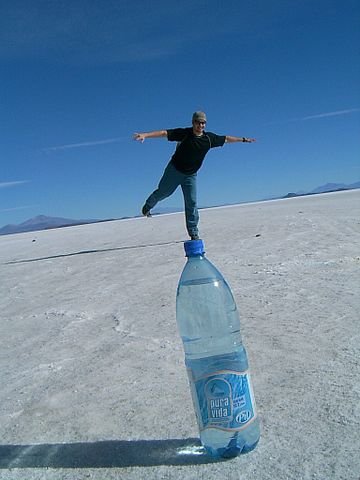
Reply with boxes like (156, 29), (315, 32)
(176, 239), (260, 458)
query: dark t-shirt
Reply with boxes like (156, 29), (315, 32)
(167, 127), (226, 174)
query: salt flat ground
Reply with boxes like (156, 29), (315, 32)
(0, 190), (359, 480)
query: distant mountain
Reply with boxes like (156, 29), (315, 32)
(309, 181), (360, 194)
(283, 181), (360, 199)
(0, 215), (111, 236)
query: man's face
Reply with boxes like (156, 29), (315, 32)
(193, 120), (206, 136)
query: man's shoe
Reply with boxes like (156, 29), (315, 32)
(142, 204), (152, 217)
(190, 233), (199, 240)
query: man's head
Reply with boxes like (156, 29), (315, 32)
(192, 111), (207, 135)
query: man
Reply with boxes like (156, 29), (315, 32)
(133, 111), (255, 240)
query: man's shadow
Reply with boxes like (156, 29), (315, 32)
(0, 438), (228, 469)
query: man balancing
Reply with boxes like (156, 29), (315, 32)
(133, 111), (255, 240)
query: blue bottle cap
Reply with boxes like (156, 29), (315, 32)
(184, 239), (205, 257)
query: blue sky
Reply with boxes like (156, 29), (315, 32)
(1, 0), (359, 227)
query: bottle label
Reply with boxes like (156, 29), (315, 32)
(189, 370), (257, 431)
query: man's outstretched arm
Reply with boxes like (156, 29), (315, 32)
(133, 130), (168, 143)
(225, 136), (256, 143)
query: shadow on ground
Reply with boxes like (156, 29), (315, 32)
(4, 240), (184, 265)
(0, 438), (226, 469)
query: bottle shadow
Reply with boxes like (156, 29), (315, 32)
(0, 438), (228, 469)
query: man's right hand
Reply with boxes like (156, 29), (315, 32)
(133, 133), (146, 143)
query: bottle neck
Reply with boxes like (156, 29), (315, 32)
(187, 254), (205, 261)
